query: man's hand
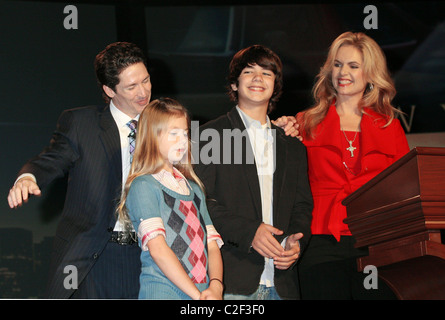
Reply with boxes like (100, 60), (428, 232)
(7, 177), (41, 208)
(251, 223), (284, 259)
(272, 116), (302, 140)
(274, 233), (303, 270)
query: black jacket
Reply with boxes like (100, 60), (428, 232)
(19, 105), (141, 298)
(194, 107), (313, 299)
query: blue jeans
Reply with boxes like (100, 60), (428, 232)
(224, 285), (281, 300)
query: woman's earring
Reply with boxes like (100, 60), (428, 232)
(369, 83), (374, 91)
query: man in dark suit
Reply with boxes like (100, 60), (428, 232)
(7, 42), (150, 298)
(194, 45), (313, 299)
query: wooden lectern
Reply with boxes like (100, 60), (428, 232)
(343, 147), (445, 300)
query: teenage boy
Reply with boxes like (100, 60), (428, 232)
(194, 45), (313, 299)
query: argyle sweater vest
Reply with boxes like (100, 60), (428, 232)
(126, 175), (211, 285)
(162, 189), (208, 283)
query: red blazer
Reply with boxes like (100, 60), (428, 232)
(299, 105), (410, 241)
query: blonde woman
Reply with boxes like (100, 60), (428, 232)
(296, 32), (410, 299)
(118, 98), (223, 300)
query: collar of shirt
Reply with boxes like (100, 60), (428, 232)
(109, 100), (140, 130)
(152, 168), (191, 195)
(236, 106), (274, 145)
(236, 105), (271, 131)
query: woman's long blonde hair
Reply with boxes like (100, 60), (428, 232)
(117, 97), (204, 231)
(299, 31), (401, 139)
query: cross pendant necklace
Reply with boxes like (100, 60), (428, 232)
(346, 140), (356, 157)
(341, 129), (358, 157)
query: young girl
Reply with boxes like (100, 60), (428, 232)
(118, 98), (224, 300)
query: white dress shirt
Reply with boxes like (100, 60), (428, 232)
(110, 101), (139, 231)
(237, 106), (276, 287)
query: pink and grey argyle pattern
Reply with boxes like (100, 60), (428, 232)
(163, 191), (208, 284)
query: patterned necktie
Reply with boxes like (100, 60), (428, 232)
(127, 119), (138, 162)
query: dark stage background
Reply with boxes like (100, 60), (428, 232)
(0, 0), (444, 298)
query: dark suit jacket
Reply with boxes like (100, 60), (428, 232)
(194, 107), (313, 299)
(19, 105), (141, 298)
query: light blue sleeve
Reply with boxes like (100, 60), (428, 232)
(126, 176), (161, 232)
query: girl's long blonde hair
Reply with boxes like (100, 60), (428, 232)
(117, 97), (204, 231)
(299, 31), (401, 139)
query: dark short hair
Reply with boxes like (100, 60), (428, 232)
(227, 45), (283, 113)
(94, 42), (147, 102)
